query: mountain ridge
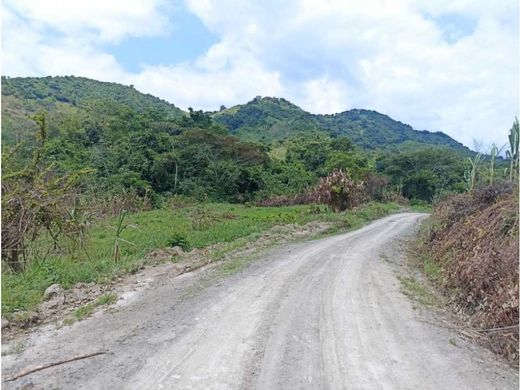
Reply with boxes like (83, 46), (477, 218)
(213, 95), (470, 153)
(2, 76), (470, 154)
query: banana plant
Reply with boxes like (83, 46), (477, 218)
(488, 143), (505, 185)
(506, 117), (519, 182)
(465, 153), (482, 192)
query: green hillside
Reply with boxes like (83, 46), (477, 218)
(2, 76), (184, 117)
(213, 96), (470, 153)
(1, 75), (479, 205)
(1, 76), (185, 147)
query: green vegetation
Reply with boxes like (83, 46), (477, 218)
(1, 76), (475, 205)
(73, 293), (118, 321)
(213, 96), (471, 153)
(506, 117), (519, 182)
(1, 75), (183, 118)
(376, 148), (468, 202)
(397, 275), (439, 307)
(2, 201), (400, 314)
(2, 75), (517, 330)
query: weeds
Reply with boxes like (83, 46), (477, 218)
(73, 293), (118, 321)
(417, 185), (519, 365)
(397, 275), (439, 307)
(112, 210), (136, 262)
(74, 303), (95, 320)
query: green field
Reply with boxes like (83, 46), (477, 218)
(2, 201), (402, 314)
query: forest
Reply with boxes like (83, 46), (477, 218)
(2, 76), (482, 205)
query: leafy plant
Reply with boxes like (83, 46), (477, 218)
(464, 153), (482, 192)
(112, 210), (136, 262)
(314, 169), (365, 211)
(166, 233), (191, 251)
(506, 117), (519, 182)
(487, 143), (503, 185)
(1, 112), (93, 271)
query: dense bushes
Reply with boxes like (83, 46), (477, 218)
(257, 170), (394, 211)
(376, 148), (467, 202)
(2, 114), (93, 271)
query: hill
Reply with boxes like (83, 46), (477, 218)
(1, 76), (184, 117)
(2, 77), (470, 154)
(213, 96), (470, 153)
(1, 76), (477, 204)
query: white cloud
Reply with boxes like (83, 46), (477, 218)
(3, 0), (170, 43)
(299, 77), (351, 114)
(134, 57), (282, 110)
(1, 0), (518, 148)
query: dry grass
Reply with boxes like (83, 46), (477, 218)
(422, 183), (519, 364)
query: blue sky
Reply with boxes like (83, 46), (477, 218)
(103, 7), (218, 73)
(2, 0), (519, 149)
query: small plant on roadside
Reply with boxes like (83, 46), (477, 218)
(74, 303), (95, 320)
(112, 210), (136, 262)
(63, 198), (93, 261)
(96, 293), (118, 306)
(166, 233), (191, 251)
(73, 293), (118, 321)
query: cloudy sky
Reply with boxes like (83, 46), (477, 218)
(2, 0), (518, 148)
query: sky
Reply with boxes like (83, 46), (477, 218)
(1, 0), (519, 149)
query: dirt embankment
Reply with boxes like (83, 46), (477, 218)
(421, 183), (519, 364)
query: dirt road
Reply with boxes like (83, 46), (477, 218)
(2, 213), (517, 389)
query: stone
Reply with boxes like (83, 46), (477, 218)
(1, 317), (9, 329)
(169, 246), (184, 256)
(43, 284), (64, 301)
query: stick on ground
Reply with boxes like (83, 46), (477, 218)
(4, 351), (108, 382)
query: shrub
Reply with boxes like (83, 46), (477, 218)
(315, 169), (366, 211)
(166, 233), (191, 251)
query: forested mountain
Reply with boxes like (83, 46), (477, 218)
(2, 76), (185, 147)
(2, 76), (184, 117)
(1, 76), (478, 203)
(3, 76), (469, 153)
(213, 96), (470, 153)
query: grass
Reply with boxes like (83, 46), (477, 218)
(397, 275), (439, 307)
(409, 203), (433, 213)
(72, 293), (118, 322)
(2, 201), (401, 315)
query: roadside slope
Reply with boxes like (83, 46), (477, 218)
(2, 213), (517, 389)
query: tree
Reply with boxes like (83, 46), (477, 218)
(377, 148), (466, 202)
(2, 113), (93, 271)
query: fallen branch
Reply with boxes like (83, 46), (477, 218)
(4, 351), (108, 382)
(438, 318), (487, 340)
(477, 325), (519, 333)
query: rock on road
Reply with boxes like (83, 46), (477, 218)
(2, 213), (517, 389)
